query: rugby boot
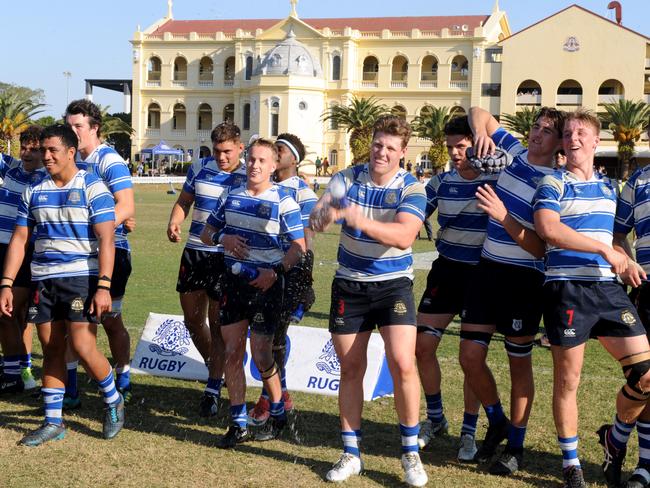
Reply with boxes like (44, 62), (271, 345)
(19, 423), (65, 447)
(103, 393), (125, 439)
(489, 447), (523, 475)
(0, 374), (24, 395)
(62, 394), (81, 411)
(475, 418), (510, 463)
(457, 433), (478, 462)
(401, 452), (428, 487)
(417, 417), (448, 448)
(598, 424), (626, 487)
(627, 466), (650, 488)
(199, 393), (219, 417)
(325, 453), (363, 482)
(218, 425), (252, 449)
(248, 396), (270, 426)
(562, 466), (587, 488)
(254, 415), (287, 441)
(21, 368), (38, 390)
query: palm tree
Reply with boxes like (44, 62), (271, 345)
(0, 90), (44, 154)
(96, 105), (134, 141)
(411, 106), (456, 171)
(322, 96), (388, 164)
(500, 107), (540, 146)
(600, 99), (650, 180)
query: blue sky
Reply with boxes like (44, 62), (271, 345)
(3, 0), (649, 117)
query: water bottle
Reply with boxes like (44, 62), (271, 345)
(329, 178), (349, 209)
(289, 303), (305, 324)
(231, 262), (259, 281)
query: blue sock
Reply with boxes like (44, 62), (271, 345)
(637, 420), (650, 467)
(66, 361), (79, 398)
(400, 423), (420, 454)
(97, 371), (121, 405)
(230, 403), (247, 429)
(43, 387), (65, 426)
(610, 415), (636, 451)
(280, 370), (287, 391)
(461, 412), (479, 437)
(205, 377), (223, 397)
(115, 365), (131, 389)
(3, 355), (20, 379)
(269, 401), (286, 420)
(342, 430), (361, 457)
(558, 435), (580, 469)
(507, 424), (527, 450)
(425, 392), (444, 423)
(260, 387), (269, 399)
(483, 401), (505, 425)
(20, 353), (32, 370)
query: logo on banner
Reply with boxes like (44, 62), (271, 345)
(315, 339), (341, 376)
(149, 319), (192, 356)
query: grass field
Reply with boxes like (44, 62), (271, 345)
(0, 184), (633, 487)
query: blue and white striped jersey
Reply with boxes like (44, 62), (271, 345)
(533, 170), (617, 282)
(16, 170), (115, 280)
(482, 128), (555, 271)
(206, 184), (304, 269)
(328, 165), (426, 282)
(182, 157), (246, 252)
(615, 165), (650, 274)
(0, 154), (46, 244)
(426, 169), (498, 264)
(76, 144), (132, 252)
(277, 175), (317, 251)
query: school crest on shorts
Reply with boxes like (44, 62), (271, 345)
(512, 319), (523, 332)
(315, 339), (341, 376)
(149, 318), (192, 356)
(67, 189), (82, 204)
(253, 312), (265, 323)
(621, 310), (637, 326)
(70, 297), (85, 312)
(393, 300), (408, 315)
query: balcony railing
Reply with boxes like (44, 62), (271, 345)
(146, 81), (161, 88)
(450, 81), (469, 89)
(145, 129), (160, 137)
(224, 79), (234, 87)
(361, 81), (378, 88)
(557, 94), (583, 105)
(516, 94), (541, 104)
(171, 129), (187, 137)
(172, 80), (187, 87)
(197, 130), (211, 139)
(420, 81), (437, 88)
(598, 94), (624, 104)
(199, 81), (213, 87)
(391, 81), (407, 88)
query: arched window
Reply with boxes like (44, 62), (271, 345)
(391, 105), (407, 119)
(147, 57), (162, 82)
(419, 105), (434, 117)
(243, 103), (251, 130)
(419, 152), (432, 171)
(173, 57), (187, 82)
(245, 56), (253, 81)
(598, 79), (625, 104)
(224, 56), (236, 85)
(449, 106), (466, 117)
(420, 56), (438, 87)
(450, 55), (469, 88)
(329, 150), (338, 167)
(199, 57), (213, 83)
(270, 98), (280, 137)
(223, 103), (234, 123)
(172, 103), (186, 131)
(391, 55), (408, 85)
(516, 80), (542, 105)
(362, 56), (379, 82)
(557, 80), (583, 106)
(197, 103), (212, 131)
(147, 103), (161, 129)
(332, 55), (341, 81)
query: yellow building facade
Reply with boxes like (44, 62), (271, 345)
(130, 2), (650, 172)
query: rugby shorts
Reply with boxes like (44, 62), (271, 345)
(28, 276), (100, 324)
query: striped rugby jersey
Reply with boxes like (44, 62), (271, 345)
(329, 165), (426, 282)
(206, 184), (303, 269)
(76, 144), (132, 252)
(533, 170), (617, 282)
(16, 170), (115, 280)
(0, 154), (47, 244)
(426, 169), (498, 264)
(182, 157), (246, 252)
(277, 175), (317, 251)
(614, 164), (650, 274)
(481, 128), (555, 271)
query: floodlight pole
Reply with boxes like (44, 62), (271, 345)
(63, 71), (72, 106)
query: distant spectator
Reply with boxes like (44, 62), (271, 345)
(399, 157), (405, 169)
(322, 157), (330, 175)
(406, 160), (413, 173)
(315, 156), (322, 176)
(415, 163), (424, 179)
(137, 163), (144, 177)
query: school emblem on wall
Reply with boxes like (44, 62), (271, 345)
(563, 36), (580, 52)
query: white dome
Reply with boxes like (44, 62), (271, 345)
(257, 30), (323, 77)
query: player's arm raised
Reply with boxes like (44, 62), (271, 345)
(468, 107), (500, 158)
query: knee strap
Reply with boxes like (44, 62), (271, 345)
(504, 339), (534, 358)
(459, 330), (492, 348)
(621, 351), (650, 398)
(259, 361), (280, 381)
(420, 327), (445, 339)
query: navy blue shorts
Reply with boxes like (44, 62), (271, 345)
(0, 242), (33, 288)
(28, 276), (100, 324)
(417, 256), (476, 316)
(176, 247), (225, 297)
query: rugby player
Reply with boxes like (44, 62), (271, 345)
(168, 122), (245, 417)
(610, 123), (650, 488)
(0, 124), (124, 445)
(247, 132), (317, 425)
(64, 100), (135, 405)
(201, 138), (305, 448)
(415, 116), (493, 461)
(310, 115), (428, 487)
(534, 110), (650, 487)
(0, 126), (46, 394)
(461, 106), (564, 475)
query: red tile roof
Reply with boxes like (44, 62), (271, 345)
(151, 15), (490, 34)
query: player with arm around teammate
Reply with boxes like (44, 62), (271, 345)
(310, 115), (428, 487)
(0, 124), (124, 446)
